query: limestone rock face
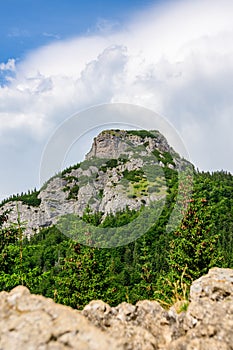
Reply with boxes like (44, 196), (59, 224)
(85, 130), (173, 160)
(0, 129), (191, 236)
(0, 268), (232, 349)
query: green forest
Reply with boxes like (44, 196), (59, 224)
(0, 169), (232, 310)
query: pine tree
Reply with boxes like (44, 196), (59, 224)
(167, 197), (223, 283)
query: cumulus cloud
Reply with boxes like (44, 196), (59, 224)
(1, 0), (233, 198)
(0, 58), (15, 72)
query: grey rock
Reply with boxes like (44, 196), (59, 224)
(0, 268), (233, 349)
(170, 267), (233, 350)
(83, 298), (180, 349)
(0, 129), (185, 236)
(83, 268), (233, 350)
(0, 286), (122, 350)
(190, 267), (233, 302)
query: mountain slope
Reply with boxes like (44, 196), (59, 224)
(0, 129), (189, 236)
(0, 140), (232, 309)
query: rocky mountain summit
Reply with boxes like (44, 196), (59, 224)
(0, 267), (232, 349)
(1, 129), (187, 236)
(85, 129), (175, 160)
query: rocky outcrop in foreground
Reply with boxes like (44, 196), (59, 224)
(0, 268), (232, 349)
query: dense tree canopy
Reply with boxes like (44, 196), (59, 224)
(0, 170), (232, 308)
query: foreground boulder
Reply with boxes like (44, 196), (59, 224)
(169, 267), (233, 350)
(0, 286), (122, 350)
(0, 268), (232, 349)
(83, 267), (233, 350)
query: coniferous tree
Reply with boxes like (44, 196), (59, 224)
(166, 197), (224, 284)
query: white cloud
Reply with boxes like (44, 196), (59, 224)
(95, 18), (120, 33)
(0, 58), (15, 72)
(42, 32), (60, 40)
(1, 0), (233, 198)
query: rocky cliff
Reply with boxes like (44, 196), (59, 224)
(0, 129), (187, 236)
(85, 129), (175, 160)
(0, 268), (232, 349)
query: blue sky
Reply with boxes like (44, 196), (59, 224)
(0, 0), (156, 62)
(1, 0), (233, 200)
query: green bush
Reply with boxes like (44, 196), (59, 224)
(67, 185), (79, 200)
(123, 169), (144, 183)
(126, 130), (159, 139)
(100, 159), (118, 173)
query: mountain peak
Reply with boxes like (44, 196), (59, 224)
(0, 129), (184, 237)
(85, 129), (174, 160)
